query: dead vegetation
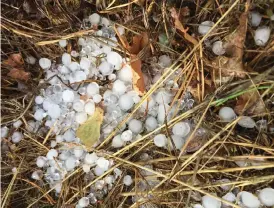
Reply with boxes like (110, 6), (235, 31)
(1, 0), (274, 207)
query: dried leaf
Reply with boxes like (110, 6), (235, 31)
(76, 107), (104, 150)
(8, 68), (30, 81)
(3, 53), (24, 68)
(130, 55), (146, 95)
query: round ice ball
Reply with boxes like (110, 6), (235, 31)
(108, 73), (116, 81)
(80, 57), (91, 71)
(13, 120), (23, 129)
(93, 94), (102, 103)
(46, 149), (58, 160)
(73, 146), (84, 158)
(1, 127), (9, 138)
(154, 134), (167, 147)
(258, 188), (274, 206)
(193, 204), (204, 208)
(63, 129), (75, 142)
(123, 175), (133, 186)
(59, 39), (67, 47)
(159, 55), (172, 68)
(202, 195), (221, 208)
(68, 62), (80, 72)
(75, 112), (88, 124)
(78, 197), (89, 207)
(155, 90), (172, 104)
(31, 170), (42, 180)
(171, 135), (185, 150)
(98, 61), (114, 76)
(96, 157), (110, 171)
(34, 109), (45, 121)
(94, 165), (105, 176)
(35, 96), (44, 105)
(250, 12), (262, 27)
(84, 100), (95, 116)
(218, 107), (236, 122)
(87, 82), (99, 97)
(89, 13), (101, 25)
(11, 131), (23, 143)
(121, 130), (133, 141)
(198, 21), (214, 35)
(73, 100), (85, 112)
(128, 119), (143, 134)
(47, 104), (61, 119)
(113, 80), (127, 95)
(237, 116), (256, 128)
(25, 56), (36, 65)
(212, 41), (226, 56)
(107, 52), (123, 70)
(39, 58), (51, 70)
(74, 71), (87, 82)
(112, 134), (125, 148)
(62, 90), (74, 102)
(84, 153), (98, 165)
(65, 157), (76, 171)
(172, 122), (190, 137)
(119, 94), (134, 111)
(117, 26), (125, 35)
(238, 191), (260, 208)
(58, 65), (70, 74)
(36, 156), (47, 168)
(82, 164), (91, 173)
(145, 116), (158, 132)
(62, 53), (71, 66)
(222, 192), (236, 207)
(118, 65), (133, 83)
(254, 27), (271, 46)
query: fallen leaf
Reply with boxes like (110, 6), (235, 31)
(8, 68), (30, 81)
(3, 53), (24, 68)
(130, 55), (146, 95)
(76, 107), (104, 150)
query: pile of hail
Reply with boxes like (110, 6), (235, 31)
(1, 13), (196, 207)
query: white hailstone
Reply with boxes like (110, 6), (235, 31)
(75, 112), (88, 124)
(54, 183), (62, 193)
(212, 41), (226, 56)
(145, 116), (158, 132)
(237, 116), (256, 128)
(171, 135), (184, 150)
(250, 12), (262, 27)
(59, 151), (71, 160)
(258, 188), (274, 206)
(46, 149), (58, 160)
(78, 197), (89, 207)
(58, 39), (67, 47)
(198, 21), (214, 35)
(71, 50), (79, 57)
(193, 204), (204, 208)
(31, 171), (42, 180)
(65, 157), (76, 171)
(121, 130), (133, 142)
(50, 140), (57, 148)
(107, 52), (123, 70)
(123, 175), (133, 186)
(84, 153), (98, 165)
(118, 65), (133, 83)
(222, 192), (236, 207)
(47, 104), (61, 119)
(89, 13), (101, 25)
(238, 191), (260, 208)
(101, 17), (110, 27)
(217, 178), (232, 191)
(13, 120), (23, 129)
(172, 122), (191, 137)
(11, 131), (23, 143)
(202, 195), (221, 208)
(159, 55), (172, 68)
(36, 156), (47, 167)
(157, 104), (169, 124)
(82, 164), (91, 173)
(63, 129), (75, 142)
(93, 94), (102, 103)
(117, 26), (125, 35)
(119, 94), (134, 111)
(128, 119), (143, 134)
(26, 120), (38, 133)
(98, 61), (114, 76)
(154, 134), (167, 147)
(155, 90), (172, 104)
(35, 96), (44, 105)
(95, 180), (105, 190)
(113, 80), (127, 95)
(96, 157), (110, 171)
(114, 168), (122, 178)
(94, 165), (105, 176)
(73, 100), (85, 112)
(56, 135), (63, 143)
(1, 127), (9, 138)
(58, 65), (70, 74)
(254, 27), (271, 46)
(25, 56), (36, 65)
(105, 175), (114, 185)
(218, 107), (237, 122)
(102, 45), (111, 54)
(86, 82), (99, 97)
(78, 37), (86, 46)
(62, 90), (74, 102)
(80, 57), (91, 70)
(62, 53), (71, 66)
(68, 62), (80, 72)
(73, 146), (84, 158)
(112, 134), (125, 148)
(39, 58), (51, 70)
(84, 100), (95, 116)
(34, 109), (45, 121)
(108, 73), (116, 81)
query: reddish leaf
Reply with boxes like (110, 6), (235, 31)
(3, 53), (24, 68)
(130, 55), (146, 95)
(8, 68), (30, 81)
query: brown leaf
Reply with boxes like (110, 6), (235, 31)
(8, 68), (30, 81)
(130, 55), (146, 95)
(3, 53), (24, 68)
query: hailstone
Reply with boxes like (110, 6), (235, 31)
(212, 41), (226, 56)
(84, 100), (95, 116)
(258, 188), (274, 206)
(107, 52), (123, 70)
(250, 12), (262, 27)
(98, 61), (114, 76)
(78, 197), (89, 207)
(39, 58), (51, 70)
(118, 65), (132, 83)
(119, 94), (134, 111)
(62, 90), (74, 102)
(218, 107), (236, 122)
(35, 96), (44, 104)
(89, 13), (101, 25)
(237, 116), (256, 128)
(254, 27), (271, 46)
(86, 82), (99, 97)
(238, 191), (260, 208)
(46, 149), (58, 160)
(65, 157), (76, 171)
(128, 119), (143, 134)
(172, 122), (190, 137)
(62, 53), (71, 66)
(11, 131), (23, 143)
(202, 195), (221, 208)
(112, 134), (125, 148)
(58, 39), (67, 47)
(84, 153), (98, 165)
(113, 80), (127, 95)
(154, 134), (167, 147)
(75, 112), (88, 124)
(123, 175), (133, 186)
(121, 130), (133, 141)
(80, 57), (91, 70)
(145, 116), (158, 132)
(198, 21), (214, 35)
(96, 157), (110, 171)
(13, 120), (23, 129)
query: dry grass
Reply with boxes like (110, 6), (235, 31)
(1, 0), (274, 208)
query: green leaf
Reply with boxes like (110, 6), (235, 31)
(76, 107), (104, 150)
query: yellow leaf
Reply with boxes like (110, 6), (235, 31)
(76, 107), (104, 150)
